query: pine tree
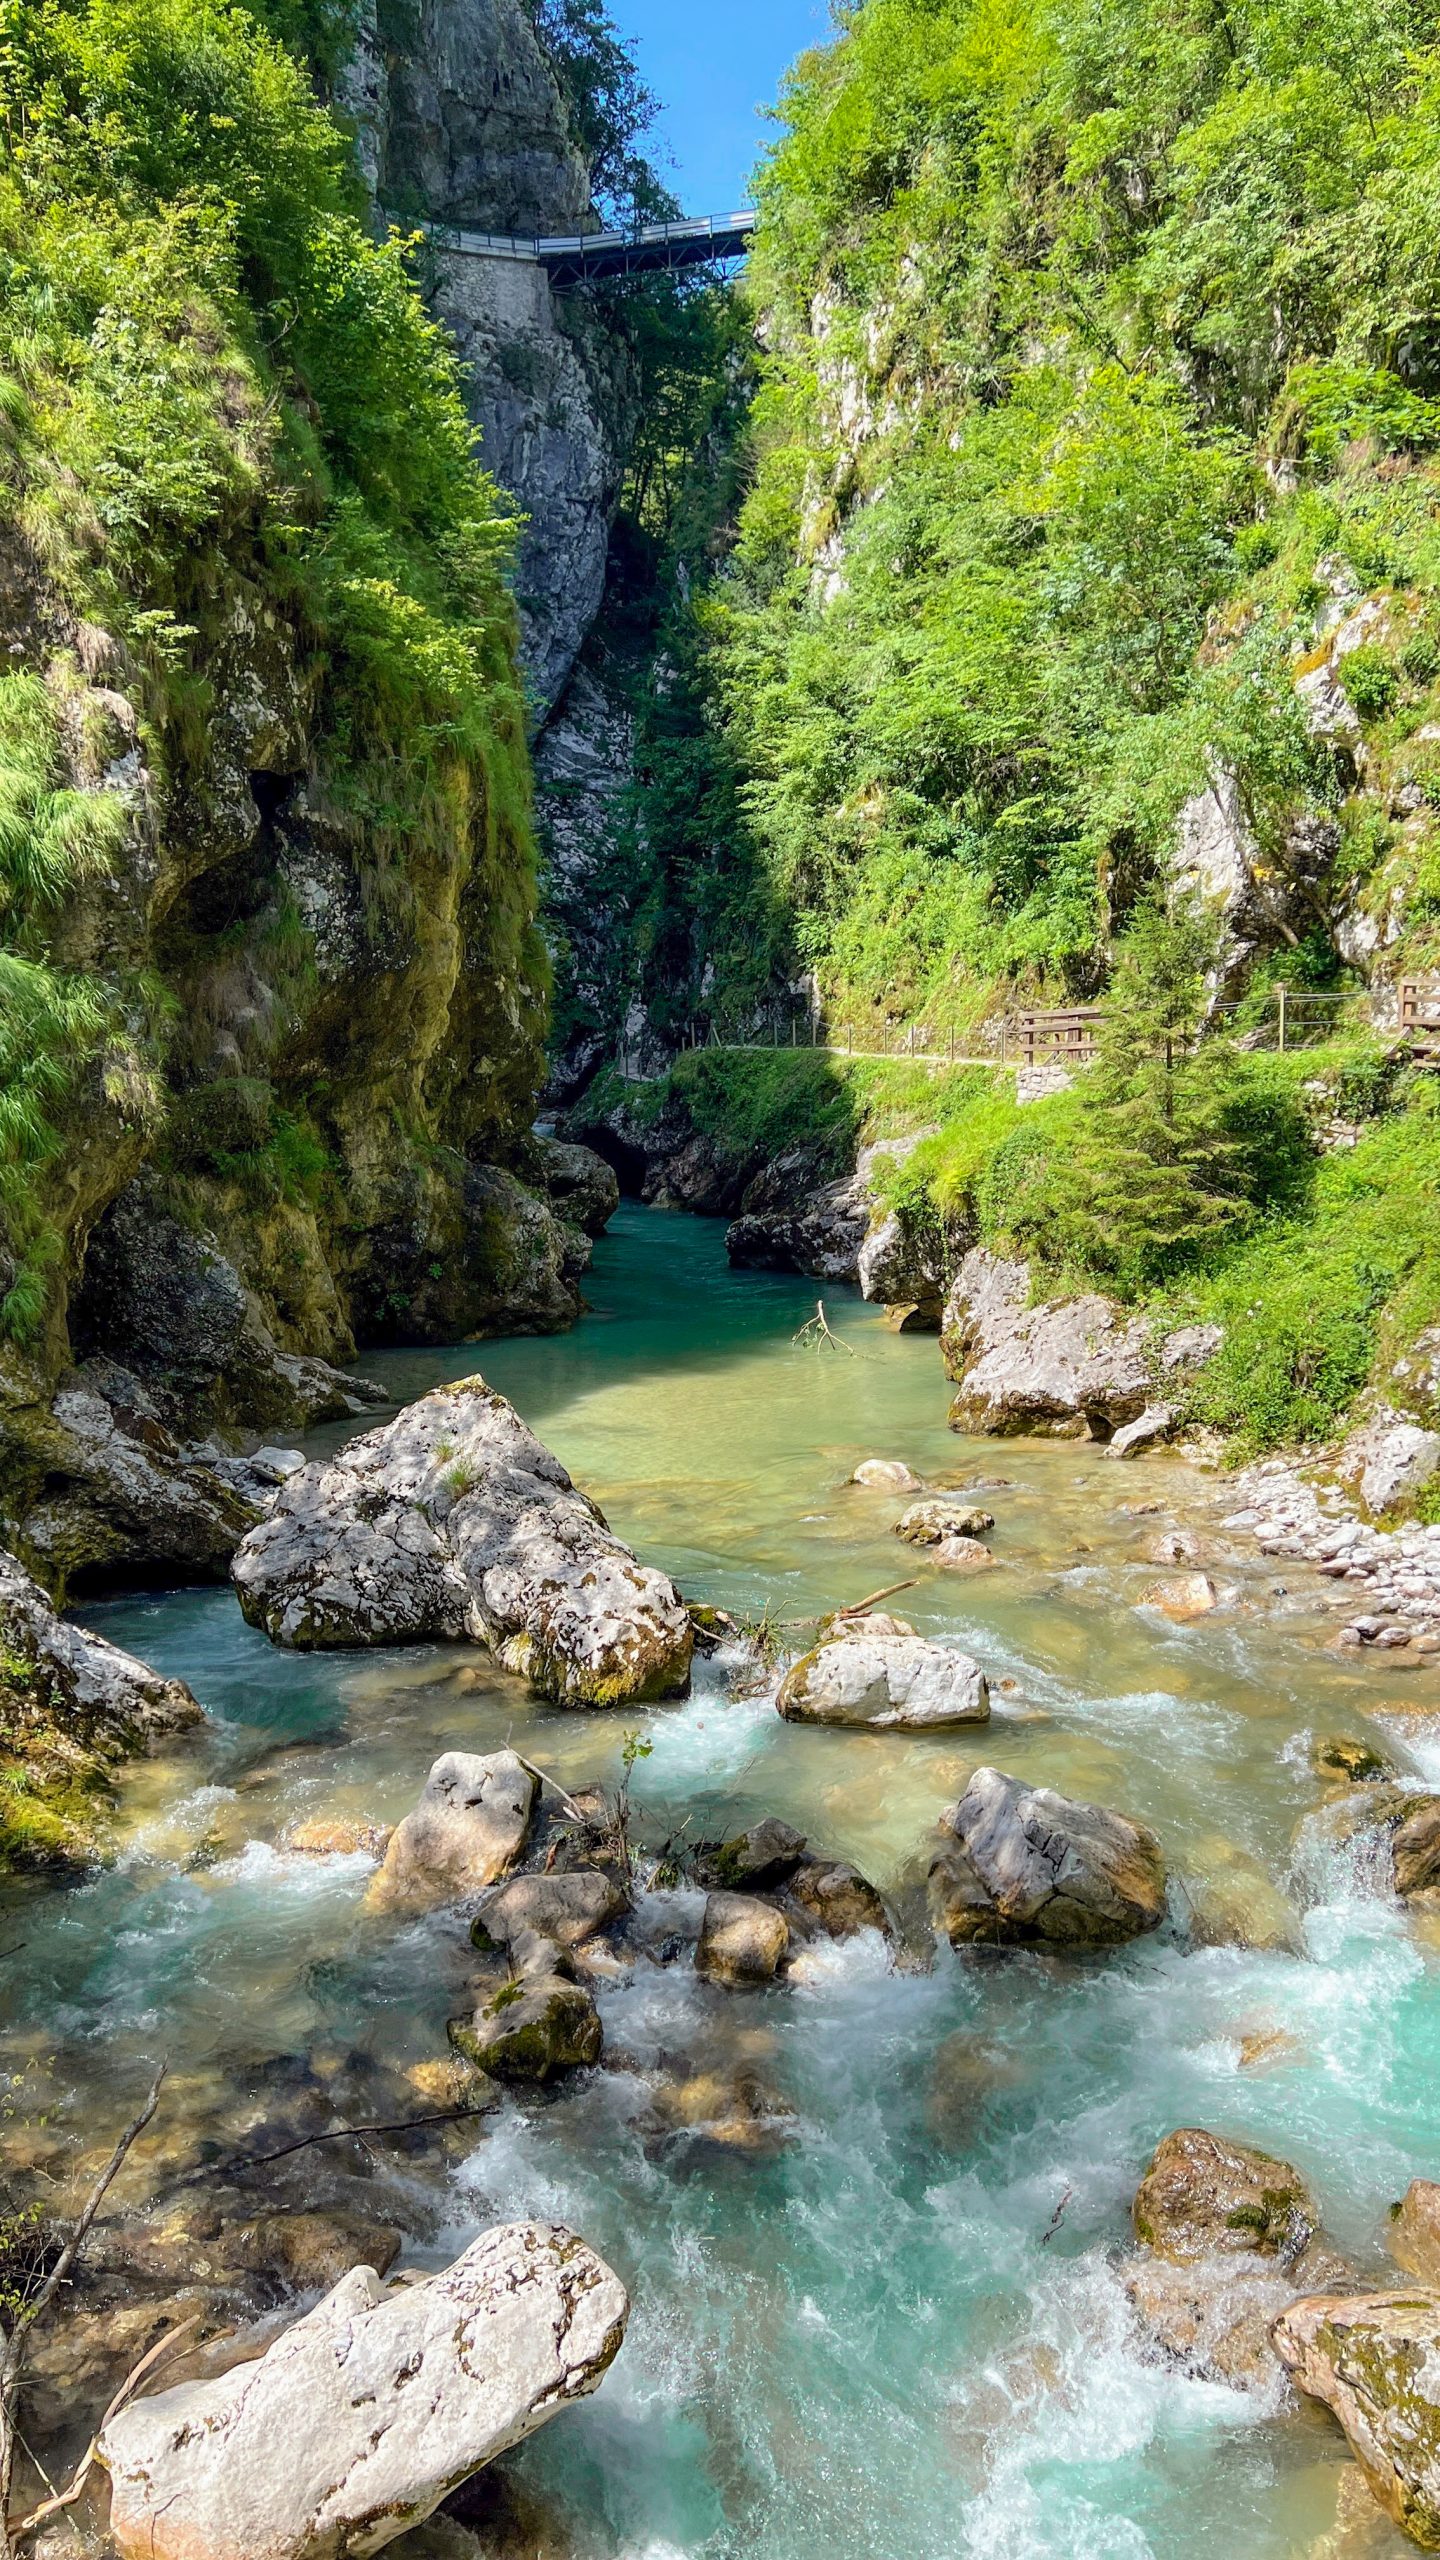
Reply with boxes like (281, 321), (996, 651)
(1042, 902), (1252, 1286)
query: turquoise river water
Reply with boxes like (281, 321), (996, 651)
(7, 1203), (1440, 2559)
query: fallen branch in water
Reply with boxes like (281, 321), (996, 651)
(1, 2063), (167, 2537)
(6, 2315), (200, 2544)
(793, 1299), (854, 1355)
(199, 2103), (493, 2183)
(836, 1579), (918, 1618)
(513, 1754), (587, 1823)
(787, 1578), (919, 1630)
(1040, 2183), (1073, 2246)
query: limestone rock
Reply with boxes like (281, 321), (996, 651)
(929, 1766), (1166, 1947)
(368, 1752), (535, 1915)
(7, 1357), (265, 1593)
(782, 1855), (893, 1942)
(0, 1545), (201, 1864)
(1339, 1415), (1440, 1521)
(777, 1620), (989, 1729)
(1391, 2183), (1440, 2288)
(1133, 2128), (1321, 2263)
(851, 1458), (923, 1490)
(710, 1818), (808, 1890)
(894, 1497), (995, 1545)
(932, 1535), (997, 1572)
(475, 1867), (626, 1950)
(941, 1249), (1152, 1438)
(72, 1181), (384, 1440)
(0, 1546), (199, 1754)
(696, 1891), (789, 1986)
(1123, 2127), (1355, 2393)
(531, 1135), (619, 1238)
(450, 1978), (602, 2080)
(98, 2222), (628, 2560)
(857, 1202), (945, 1315)
(1315, 1737), (1398, 1786)
(1107, 1403), (1175, 1459)
(1311, 1785), (1440, 1899)
(231, 1377), (693, 1705)
(1274, 2290), (1440, 2546)
(284, 1816), (391, 1858)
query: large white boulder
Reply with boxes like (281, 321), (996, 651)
(776, 1614), (989, 1728)
(231, 1377), (693, 1706)
(98, 2222), (628, 2560)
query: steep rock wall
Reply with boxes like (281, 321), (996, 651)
(342, 0), (630, 718)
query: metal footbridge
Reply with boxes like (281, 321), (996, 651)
(408, 209), (756, 285)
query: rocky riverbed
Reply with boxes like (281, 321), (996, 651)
(5, 1207), (1440, 2560)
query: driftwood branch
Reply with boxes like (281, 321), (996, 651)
(6, 2315), (200, 2544)
(836, 1579), (918, 1618)
(1, 2064), (167, 2537)
(202, 2102), (493, 2183)
(513, 1756), (587, 1823)
(793, 1299), (854, 1355)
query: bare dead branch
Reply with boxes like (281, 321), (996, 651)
(792, 1299), (855, 1356)
(1, 2063), (167, 2534)
(7, 2315), (200, 2544)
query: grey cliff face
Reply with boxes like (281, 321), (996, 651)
(343, 0), (630, 718)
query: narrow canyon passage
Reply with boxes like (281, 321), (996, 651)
(6, 1211), (1434, 2559)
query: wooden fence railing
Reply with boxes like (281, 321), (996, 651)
(1400, 980), (1440, 1058)
(618, 981), (1440, 1080)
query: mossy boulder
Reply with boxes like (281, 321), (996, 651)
(448, 1977), (603, 2082)
(0, 1545), (200, 1872)
(1274, 2291), (1440, 2547)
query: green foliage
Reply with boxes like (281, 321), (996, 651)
(0, 0), (542, 1343)
(1340, 644), (1401, 720)
(645, 0), (1440, 1031)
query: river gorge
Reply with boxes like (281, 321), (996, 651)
(5, 1207), (1436, 2558)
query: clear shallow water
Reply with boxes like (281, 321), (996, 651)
(7, 1205), (1440, 2558)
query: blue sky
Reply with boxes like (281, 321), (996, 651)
(611, 0), (833, 215)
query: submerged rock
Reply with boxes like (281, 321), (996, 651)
(777, 1616), (989, 1730)
(1274, 2290), (1440, 2546)
(368, 1751), (535, 1915)
(1141, 1571), (1219, 1623)
(696, 1891), (789, 1985)
(231, 1377), (693, 1705)
(928, 1766), (1166, 1947)
(851, 1457), (923, 1491)
(97, 2222), (628, 2560)
(1179, 1837), (1305, 1955)
(450, 1977), (603, 2080)
(1315, 1736), (1398, 1786)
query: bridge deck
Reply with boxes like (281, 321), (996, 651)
(409, 210), (756, 283)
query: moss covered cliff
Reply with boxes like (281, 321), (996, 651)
(0, 0), (587, 1588)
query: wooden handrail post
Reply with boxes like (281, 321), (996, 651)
(1277, 984), (1288, 1054)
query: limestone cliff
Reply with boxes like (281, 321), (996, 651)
(342, 0), (631, 718)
